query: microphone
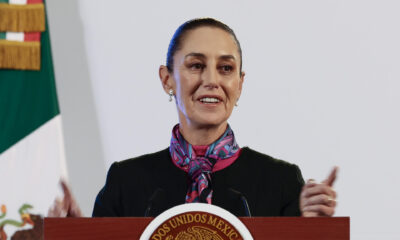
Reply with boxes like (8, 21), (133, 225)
(144, 188), (165, 217)
(228, 188), (252, 217)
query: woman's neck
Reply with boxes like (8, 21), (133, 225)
(178, 121), (228, 146)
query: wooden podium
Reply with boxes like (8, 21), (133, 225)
(44, 217), (349, 239)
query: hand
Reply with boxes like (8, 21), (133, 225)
(47, 179), (83, 217)
(300, 167), (338, 217)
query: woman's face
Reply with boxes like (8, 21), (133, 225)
(167, 26), (244, 129)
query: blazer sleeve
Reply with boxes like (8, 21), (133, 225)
(280, 164), (305, 216)
(92, 162), (122, 217)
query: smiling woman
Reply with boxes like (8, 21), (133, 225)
(49, 18), (338, 218)
(159, 24), (244, 146)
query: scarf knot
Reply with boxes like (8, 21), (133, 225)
(169, 124), (239, 203)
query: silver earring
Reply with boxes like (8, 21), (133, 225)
(169, 89), (174, 102)
(235, 99), (239, 107)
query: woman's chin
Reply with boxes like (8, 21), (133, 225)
(192, 116), (228, 129)
(179, 109), (230, 129)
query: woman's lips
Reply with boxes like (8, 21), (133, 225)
(197, 100), (222, 108)
(197, 96), (221, 106)
(197, 95), (223, 102)
(196, 95), (224, 108)
(199, 97), (221, 103)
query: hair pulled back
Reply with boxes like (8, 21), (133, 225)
(166, 18), (242, 74)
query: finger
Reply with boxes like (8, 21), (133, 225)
(302, 204), (335, 216)
(58, 179), (83, 217)
(302, 179), (319, 193)
(302, 211), (319, 217)
(49, 199), (64, 217)
(322, 166), (338, 187)
(60, 179), (74, 211)
(301, 184), (336, 199)
(69, 203), (83, 217)
(301, 194), (336, 208)
(47, 205), (55, 217)
(303, 179), (317, 189)
(307, 179), (316, 184)
(60, 179), (72, 198)
(54, 197), (66, 211)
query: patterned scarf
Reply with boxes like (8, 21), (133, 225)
(169, 124), (239, 203)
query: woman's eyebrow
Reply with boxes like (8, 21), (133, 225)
(219, 55), (236, 61)
(184, 53), (236, 61)
(185, 52), (206, 59)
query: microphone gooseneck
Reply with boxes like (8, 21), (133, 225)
(144, 188), (165, 217)
(229, 188), (252, 217)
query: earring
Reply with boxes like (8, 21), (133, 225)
(169, 89), (174, 102)
(235, 99), (239, 107)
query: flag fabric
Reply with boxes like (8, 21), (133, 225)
(0, 0), (44, 70)
(0, 0), (68, 239)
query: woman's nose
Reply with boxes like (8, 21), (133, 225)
(201, 67), (219, 89)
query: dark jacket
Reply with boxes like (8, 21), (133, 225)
(92, 147), (304, 217)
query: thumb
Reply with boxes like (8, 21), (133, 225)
(60, 179), (73, 210)
(322, 166), (339, 186)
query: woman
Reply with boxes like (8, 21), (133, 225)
(49, 18), (337, 218)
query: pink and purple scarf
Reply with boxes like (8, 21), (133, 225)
(169, 124), (240, 203)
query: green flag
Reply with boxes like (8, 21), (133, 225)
(0, 0), (67, 239)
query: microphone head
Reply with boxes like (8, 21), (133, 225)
(228, 188), (243, 197)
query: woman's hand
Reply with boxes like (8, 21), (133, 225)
(300, 167), (338, 217)
(47, 180), (83, 217)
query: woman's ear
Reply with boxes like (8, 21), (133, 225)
(159, 65), (174, 94)
(238, 71), (245, 97)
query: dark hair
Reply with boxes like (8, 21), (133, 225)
(166, 18), (242, 74)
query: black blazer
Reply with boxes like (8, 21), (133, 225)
(92, 147), (304, 217)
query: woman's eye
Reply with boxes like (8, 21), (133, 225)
(219, 65), (233, 73)
(190, 63), (204, 70)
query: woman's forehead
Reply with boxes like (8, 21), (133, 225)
(177, 27), (240, 59)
